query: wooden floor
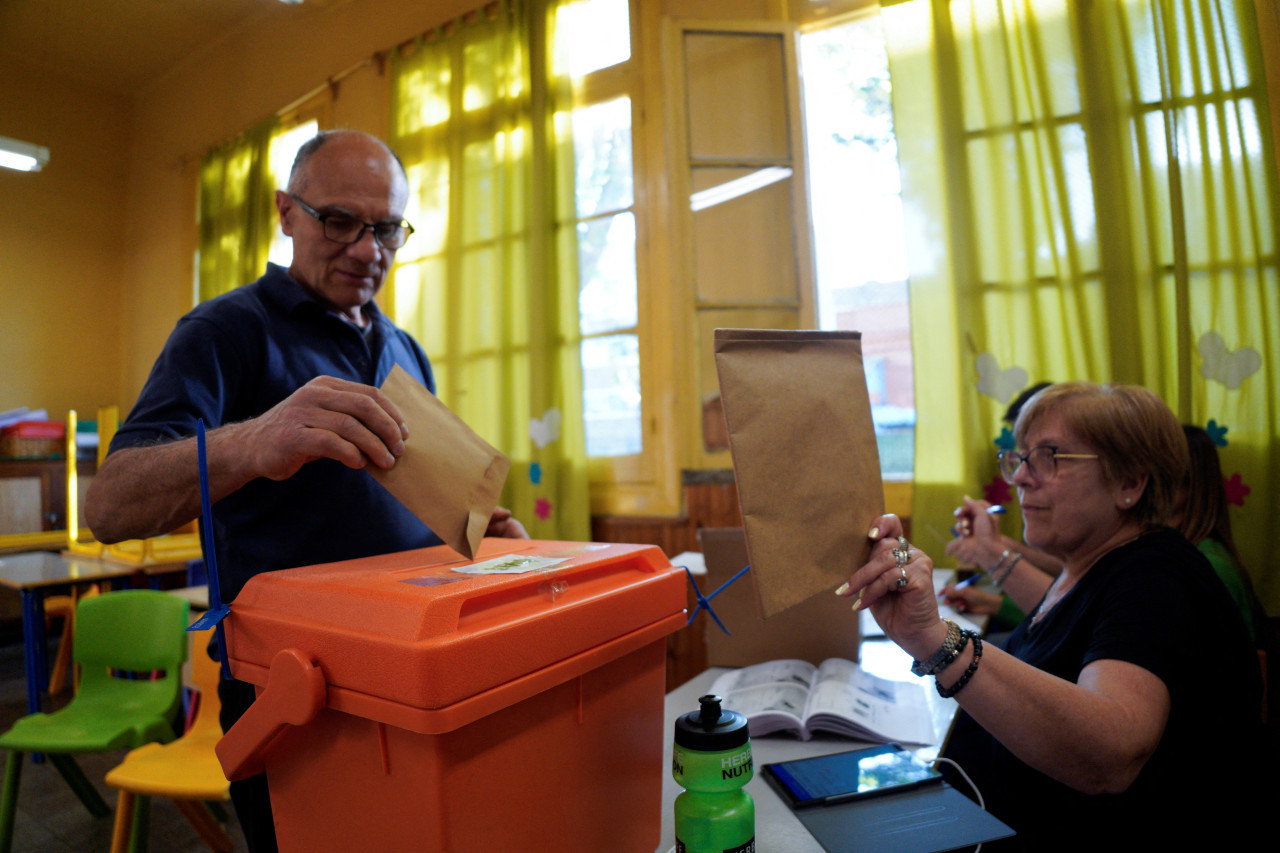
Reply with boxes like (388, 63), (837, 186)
(0, 639), (247, 853)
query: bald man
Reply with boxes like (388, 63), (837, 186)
(87, 130), (524, 851)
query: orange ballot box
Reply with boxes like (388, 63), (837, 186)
(216, 539), (686, 852)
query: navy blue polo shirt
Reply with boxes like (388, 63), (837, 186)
(111, 263), (442, 601)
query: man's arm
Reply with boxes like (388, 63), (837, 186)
(86, 376), (410, 542)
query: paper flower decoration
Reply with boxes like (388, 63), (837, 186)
(529, 462), (543, 485)
(1205, 420), (1228, 447)
(535, 497), (553, 521)
(984, 475), (1012, 506)
(1223, 473), (1250, 507)
(1197, 332), (1261, 390)
(529, 408), (562, 449)
(994, 427), (1016, 451)
(975, 353), (1029, 404)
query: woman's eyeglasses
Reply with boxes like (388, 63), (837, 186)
(996, 445), (1099, 483)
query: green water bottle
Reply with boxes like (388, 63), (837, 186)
(672, 694), (755, 853)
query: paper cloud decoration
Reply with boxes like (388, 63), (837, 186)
(976, 353), (1029, 404)
(529, 408), (562, 449)
(1198, 332), (1261, 390)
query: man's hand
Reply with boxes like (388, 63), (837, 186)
(235, 376), (409, 481)
(486, 506), (529, 539)
(86, 376), (409, 544)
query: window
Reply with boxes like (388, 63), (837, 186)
(800, 13), (914, 477)
(267, 119), (320, 268)
(196, 116), (318, 304)
(554, 0), (641, 459)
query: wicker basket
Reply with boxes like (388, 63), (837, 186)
(0, 420), (65, 460)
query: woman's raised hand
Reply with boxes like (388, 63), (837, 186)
(837, 514), (948, 660)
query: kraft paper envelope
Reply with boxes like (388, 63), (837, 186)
(699, 527), (860, 666)
(713, 329), (884, 618)
(369, 365), (511, 560)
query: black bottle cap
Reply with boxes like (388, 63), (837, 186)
(674, 694), (750, 751)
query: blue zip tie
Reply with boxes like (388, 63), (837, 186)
(683, 563), (752, 635)
(186, 419), (233, 680)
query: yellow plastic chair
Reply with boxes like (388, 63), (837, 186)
(105, 628), (233, 853)
(45, 584), (101, 696)
(0, 590), (189, 853)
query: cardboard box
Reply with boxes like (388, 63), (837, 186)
(218, 539), (686, 853)
(698, 527), (860, 666)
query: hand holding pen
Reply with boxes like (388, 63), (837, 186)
(950, 501), (1005, 537)
(944, 497), (1006, 572)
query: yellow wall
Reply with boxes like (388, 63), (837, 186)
(0, 55), (131, 418)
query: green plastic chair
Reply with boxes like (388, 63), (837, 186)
(0, 590), (189, 853)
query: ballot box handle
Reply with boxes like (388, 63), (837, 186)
(216, 648), (327, 781)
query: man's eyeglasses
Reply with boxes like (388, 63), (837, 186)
(290, 194), (414, 249)
(996, 445), (1100, 484)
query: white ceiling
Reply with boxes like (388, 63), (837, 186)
(0, 0), (338, 96)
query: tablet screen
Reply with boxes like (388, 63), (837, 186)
(764, 744), (942, 808)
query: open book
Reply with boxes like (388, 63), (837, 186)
(709, 658), (936, 745)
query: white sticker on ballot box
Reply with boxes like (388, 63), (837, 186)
(452, 555), (569, 575)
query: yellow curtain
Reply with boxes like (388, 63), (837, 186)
(884, 0), (1280, 610)
(389, 0), (590, 541)
(197, 117), (279, 303)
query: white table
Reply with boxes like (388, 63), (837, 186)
(657, 641), (962, 853)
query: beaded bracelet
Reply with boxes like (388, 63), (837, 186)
(987, 548), (1012, 576)
(936, 633), (983, 698)
(911, 619), (962, 677)
(992, 552), (1023, 586)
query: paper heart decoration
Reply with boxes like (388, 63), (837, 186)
(975, 353), (1029, 404)
(529, 408), (562, 449)
(1198, 332), (1261, 390)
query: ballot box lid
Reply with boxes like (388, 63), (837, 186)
(222, 539), (685, 732)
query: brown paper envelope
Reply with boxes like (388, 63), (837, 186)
(713, 329), (884, 618)
(700, 527), (859, 665)
(368, 365), (511, 559)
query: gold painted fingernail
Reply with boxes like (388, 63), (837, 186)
(835, 582), (849, 596)
(868, 526), (879, 539)
(851, 591), (863, 610)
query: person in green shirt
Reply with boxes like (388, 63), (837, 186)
(1173, 424), (1265, 646)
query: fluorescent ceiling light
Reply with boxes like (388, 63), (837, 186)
(690, 166), (793, 212)
(0, 135), (50, 172)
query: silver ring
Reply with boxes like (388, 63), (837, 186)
(892, 536), (910, 588)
